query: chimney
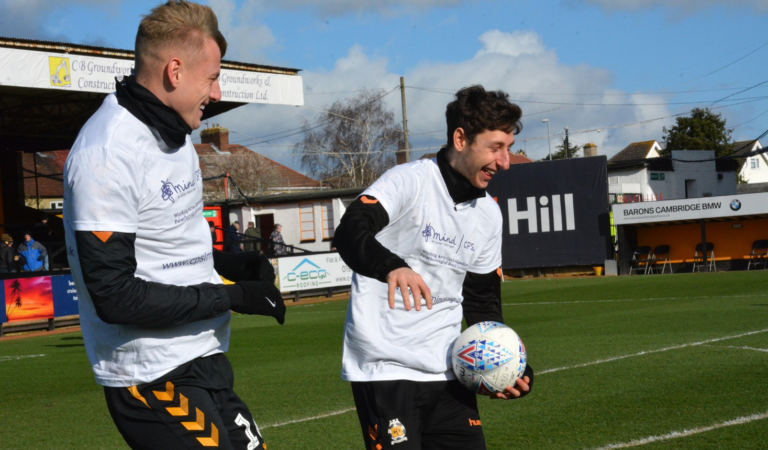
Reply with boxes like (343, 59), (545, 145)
(200, 124), (229, 151)
(583, 142), (597, 157)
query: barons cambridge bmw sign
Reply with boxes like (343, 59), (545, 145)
(612, 193), (768, 225)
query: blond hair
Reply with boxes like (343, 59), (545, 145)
(135, 0), (227, 75)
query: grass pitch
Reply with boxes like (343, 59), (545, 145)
(1, 271), (767, 449)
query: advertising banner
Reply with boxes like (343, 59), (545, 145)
(275, 253), (352, 293)
(3, 276), (54, 323)
(612, 192), (768, 225)
(486, 157), (612, 269)
(0, 286), (5, 323)
(0, 47), (304, 106)
(51, 274), (79, 317)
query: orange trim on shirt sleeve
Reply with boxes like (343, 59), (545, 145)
(360, 196), (379, 205)
(92, 231), (113, 243)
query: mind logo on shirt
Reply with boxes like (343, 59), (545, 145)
(160, 170), (202, 204)
(421, 222), (475, 252)
(161, 180), (175, 203)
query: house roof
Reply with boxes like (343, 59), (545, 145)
(21, 142), (319, 200)
(194, 143), (320, 189)
(609, 140), (660, 162)
(732, 140), (762, 156)
(738, 182), (768, 194)
(23, 150), (69, 198)
(731, 140), (763, 172)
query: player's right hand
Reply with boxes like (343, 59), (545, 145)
(386, 267), (433, 311)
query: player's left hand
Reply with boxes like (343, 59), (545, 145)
(491, 376), (530, 400)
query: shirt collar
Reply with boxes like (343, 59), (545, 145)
(436, 147), (486, 204)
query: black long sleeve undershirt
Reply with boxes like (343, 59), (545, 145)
(462, 269), (504, 326)
(75, 230), (231, 328)
(332, 196), (410, 283)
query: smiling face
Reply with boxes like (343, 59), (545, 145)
(450, 128), (514, 189)
(166, 37), (222, 130)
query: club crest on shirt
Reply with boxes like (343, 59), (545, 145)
(388, 418), (407, 445)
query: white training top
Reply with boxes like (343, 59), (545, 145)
(341, 158), (503, 382)
(64, 94), (229, 388)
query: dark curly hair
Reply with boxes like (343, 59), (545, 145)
(445, 85), (523, 149)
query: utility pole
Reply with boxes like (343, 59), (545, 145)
(564, 126), (570, 159)
(399, 76), (410, 164)
(542, 119), (551, 160)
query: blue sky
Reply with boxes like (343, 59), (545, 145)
(2, 0), (767, 172)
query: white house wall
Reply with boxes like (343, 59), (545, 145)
(249, 202), (336, 253)
(739, 153), (768, 183)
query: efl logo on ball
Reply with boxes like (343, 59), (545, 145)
(452, 321), (527, 395)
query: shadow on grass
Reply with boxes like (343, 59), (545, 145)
(48, 343), (85, 348)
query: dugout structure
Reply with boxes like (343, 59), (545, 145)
(612, 192), (768, 273)
(0, 37), (304, 232)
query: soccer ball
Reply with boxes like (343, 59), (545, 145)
(452, 321), (527, 395)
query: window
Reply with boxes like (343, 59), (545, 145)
(751, 158), (759, 169)
(50, 200), (64, 209)
(321, 201), (334, 240)
(299, 203), (316, 242)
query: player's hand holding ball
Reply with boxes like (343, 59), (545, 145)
(452, 321), (533, 399)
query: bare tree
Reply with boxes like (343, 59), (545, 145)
(201, 151), (282, 201)
(296, 89), (402, 188)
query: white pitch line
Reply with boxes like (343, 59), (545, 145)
(262, 407), (356, 429)
(592, 410), (768, 449)
(502, 293), (768, 307)
(0, 354), (46, 362)
(539, 328), (768, 375)
(706, 344), (768, 354)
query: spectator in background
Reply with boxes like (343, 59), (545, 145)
(244, 221), (259, 252)
(208, 220), (217, 246)
(33, 217), (52, 270)
(0, 234), (15, 273)
(226, 221), (243, 253)
(269, 224), (287, 256)
(17, 232), (47, 272)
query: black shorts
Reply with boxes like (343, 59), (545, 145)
(351, 379), (486, 450)
(104, 353), (264, 450)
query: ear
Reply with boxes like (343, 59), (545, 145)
(165, 57), (184, 89)
(453, 128), (467, 152)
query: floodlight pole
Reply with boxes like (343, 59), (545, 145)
(542, 119), (551, 160)
(564, 126), (570, 159)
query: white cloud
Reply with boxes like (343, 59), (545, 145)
(475, 30), (547, 58)
(584, 0), (768, 15)
(208, 29), (681, 171)
(208, 0), (276, 64)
